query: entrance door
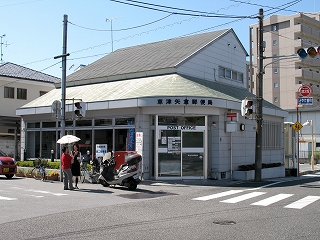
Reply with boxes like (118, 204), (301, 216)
(157, 127), (205, 179)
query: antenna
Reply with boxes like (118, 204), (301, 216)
(0, 34), (9, 64)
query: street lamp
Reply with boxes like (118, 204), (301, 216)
(302, 120), (314, 170)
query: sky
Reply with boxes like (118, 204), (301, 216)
(0, 0), (319, 78)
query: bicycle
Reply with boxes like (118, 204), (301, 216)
(31, 158), (47, 181)
(80, 155), (100, 184)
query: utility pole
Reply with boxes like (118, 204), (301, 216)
(255, 8), (264, 182)
(54, 14), (69, 182)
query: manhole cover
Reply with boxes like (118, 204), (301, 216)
(213, 220), (236, 225)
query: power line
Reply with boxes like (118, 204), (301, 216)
(68, 13), (173, 32)
(110, 0), (256, 19)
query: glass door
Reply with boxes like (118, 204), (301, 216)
(157, 127), (205, 179)
(182, 131), (204, 177)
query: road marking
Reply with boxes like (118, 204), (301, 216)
(192, 190), (244, 201)
(251, 193), (293, 206)
(0, 196), (17, 201)
(284, 196), (320, 209)
(12, 187), (68, 197)
(221, 192), (266, 203)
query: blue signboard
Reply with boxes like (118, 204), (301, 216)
(126, 121), (135, 151)
(298, 97), (313, 105)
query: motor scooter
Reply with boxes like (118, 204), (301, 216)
(98, 151), (142, 190)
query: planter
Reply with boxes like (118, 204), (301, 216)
(46, 175), (59, 181)
(15, 173), (25, 177)
(26, 174), (33, 178)
(233, 165), (285, 180)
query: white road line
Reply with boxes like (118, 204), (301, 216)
(0, 196), (17, 201)
(251, 193), (293, 206)
(284, 196), (320, 209)
(221, 192), (266, 203)
(192, 190), (244, 201)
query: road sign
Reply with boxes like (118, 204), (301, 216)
(298, 97), (313, 105)
(299, 84), (312, 97)
(292, 121), (303, 132)
(51, 100), (61, 120)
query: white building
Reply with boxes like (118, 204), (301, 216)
(0, 62), (59, 159)
(17, 29), (287, 180)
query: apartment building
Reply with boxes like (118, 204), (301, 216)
(249, 12), (320, 166)
(0, 62), (60, 159)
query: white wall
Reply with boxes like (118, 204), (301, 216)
(0, 77), (55, 117)
(177, 31), (247, 89)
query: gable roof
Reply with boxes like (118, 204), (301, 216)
(0, 62), (60, 83)
(66, 28), (248, 84)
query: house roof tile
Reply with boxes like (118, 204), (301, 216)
(0, 62), (60, 83)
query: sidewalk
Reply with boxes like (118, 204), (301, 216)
(299, 163), (320, 175)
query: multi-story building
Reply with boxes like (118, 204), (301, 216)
(249, 12), (320, 167)
(0, 62), (60, 159)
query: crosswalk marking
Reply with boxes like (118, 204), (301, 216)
(220, 192), (266, 203)
(192, 190), (244, 201)
(0, 196), (17, 201)
(284, 196), (320, 209)
(251, 193), (293, 206)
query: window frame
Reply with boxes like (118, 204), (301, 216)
(17, 88), (27, 100)
(4, 86), (14, 99)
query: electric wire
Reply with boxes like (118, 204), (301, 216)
(68, 13), (173, 32)
(110, 0), (256, 19)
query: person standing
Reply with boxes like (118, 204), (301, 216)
(61, 146), (74, 190)
(71, 143), (81, 189)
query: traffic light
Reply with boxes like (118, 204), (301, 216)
(297, 47), (320, 59)
(241, 99), (253, 116)
(74, 102), (86, 118)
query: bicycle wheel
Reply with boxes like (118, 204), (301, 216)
(40, 168), (46, 181)
(80, 169), (86, 183)
(31, 167), (37, 179)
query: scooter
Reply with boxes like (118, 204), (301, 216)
(98, 151), (142, 190)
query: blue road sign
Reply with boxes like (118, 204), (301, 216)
(298, 97), (313, 105)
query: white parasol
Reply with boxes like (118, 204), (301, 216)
(57, 135), (81, 144)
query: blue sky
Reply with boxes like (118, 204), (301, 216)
(0, 0), (318, 78)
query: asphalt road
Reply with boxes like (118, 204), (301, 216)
(1, 173), (320, 240)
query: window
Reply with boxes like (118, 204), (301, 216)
(273, 40), (277, 45)
(4, 86), (14, 98)
(226, 69), (231, 79)
(274, 97), (278, 103)
(274, 68), (278, 74)
(218, 67), (225, 77)
(40, 91), (48, 96)
(272, 25), (277, 31)
(237, 73), (243, 82)
(232, 71), (237, 80)
(274, 82), (279, 88)
(262, 121), (281, 150)
(17, 88), (27, 100)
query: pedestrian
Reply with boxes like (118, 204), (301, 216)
(71, 143), (81, 189)
(61, 146), (74, 190)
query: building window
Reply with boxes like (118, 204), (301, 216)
(274, 82), (279, 88)
(274, 68), (278, 74)
(273, 40), (277, 45)
(40, 91), (48, 96)
(272, 24), (277, 31)
(17, 88), (27, 100)
(262, 121), (281, 150)
(274, 97), (278, 103)
(218, 67), (225, 77)
(226, 69), (231, 79)
(237, 73), (243, 82)
(4, 86), (14, 98)
(219, 66), (243, 82)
